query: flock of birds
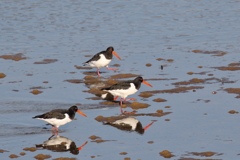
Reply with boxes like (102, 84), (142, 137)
(33, 46), (153, 135)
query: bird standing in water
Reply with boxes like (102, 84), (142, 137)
(33, 106), (87, 134)
(83, 46), (121, 77)
(101, 76), (152, 113)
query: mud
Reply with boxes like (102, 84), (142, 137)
(74, 65), (92, 70)
(89, 135), (101, 140)
(34, 154), (51, 159)
(34, 59), (58, 64)
(186, 151), (223, 157)
(0, 73), (6, 78)
(30, 86), (51, 90)
(83, 88), (104, 95)
(23, 147), (37, 152)
(111, 64), (120, 67)
(138, 92), (153, 98)
(82, 72), (98, 76)
(128, 102), (150, 110)
(109, 73), (140, 79)
(228, 110), (239, 114)
(145, 63), (152, 67)
(119, 152), (128, 155)
(153, 98), (167, 102)
(99, 101), (118, 105)
(144, 86), (204, 94)
(224, 88), (240, 98)
(53, 158), (76, 160)
(64, 79), (83, 84)
(192, 50), (227, 56)
(213, 66), (240, 71)
(0, 149), (9, 153)
(95, 111), (171, 122)
(83, 76), (98, 81)
(172, 77), (223, 85)
(30, 90), (43, 95)
(20, 152), (26, 156)
(86, 97), (102, 100)
(156, 110), (163, 113)
(156, 58), (174, 62)
(196, 99), (210, 103)
(187, 72), (194, 75)
(91, 139), (116, 143)
(0, 53), (27, 61)
(9, 154), (19, 158)
(8, 81), (22, 83)
(159, 150), (175, 158)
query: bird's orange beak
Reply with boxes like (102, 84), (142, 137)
(112, 51), (121, 60)
(77, 110), (87, 117)
(77, 141), (88, 150)
(142, 80), (153, 87)
(144, 121), (154, 130)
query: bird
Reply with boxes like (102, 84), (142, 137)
(103, 117), (154, 134)
(83, 46), (121, 77)
(36, 135), (88, 155)
(33, 106), (87, 133)
(101, 76), (152, 108)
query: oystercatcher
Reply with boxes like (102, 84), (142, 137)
(101, 76), (152, 107)
(83, 46), (121, 77)
(103, 117), (154, 134)
(33, 106), (87, 133)
(36, 135), (88, 155)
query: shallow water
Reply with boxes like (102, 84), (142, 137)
(1, 0), (240, 159)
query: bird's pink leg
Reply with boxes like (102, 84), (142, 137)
(51, 125), (55, 132)
(96, 69), (101, 77)
(48, 134), (55, 140)
(119, 98), (137, 114)
(106, 66), (118, 71)
(124, 98), (137, 101)
(119, 98), (123, 106)
(55, 127), (59, 132)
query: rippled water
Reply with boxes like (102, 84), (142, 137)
(1, 0), (240, 159)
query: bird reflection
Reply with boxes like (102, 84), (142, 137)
(103, 117), (154, 135)
(36, 135), (88, 155)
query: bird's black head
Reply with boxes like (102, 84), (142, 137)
(137, 76), (143, 82)
(106, 46), (114, 52)
(70, 106), (78, 112)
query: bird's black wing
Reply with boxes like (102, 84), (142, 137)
(33, 109), (67, 119)
(102, 80), (133, 90)
(84, 51), (105, 63)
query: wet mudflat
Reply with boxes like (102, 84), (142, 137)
(1, 0), (240, 159)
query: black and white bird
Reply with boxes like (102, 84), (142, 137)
(101, 76), (152, 106)
(33, 106), (87, 133)
(36, 135), (88, 155)
(103, 117), (154, 134)
(83, 46), (121, 77)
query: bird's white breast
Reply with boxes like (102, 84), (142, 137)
(88, 54), (111, 68)
(107, 83), (138, 99)
(43, 136), (72, 149)
(37, 113), (72, 128)
(113, 117), (139, 130)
